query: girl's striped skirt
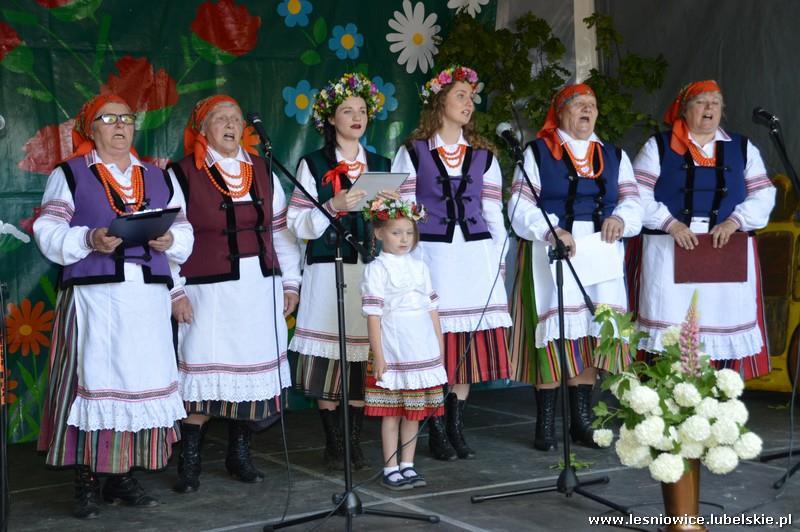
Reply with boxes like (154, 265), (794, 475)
(37, 288), (178, 474)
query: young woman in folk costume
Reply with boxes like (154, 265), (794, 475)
(287, 72), (389, 470)
(392, 66), (512, 461)
(632, 80), (774, 378)
(507, 84), (641, 451)
(168, 95), (301, 493)
(35, 94), (193, 518)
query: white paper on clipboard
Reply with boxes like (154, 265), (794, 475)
(549, 232), (624, 293)
(347, 172), (410, 211)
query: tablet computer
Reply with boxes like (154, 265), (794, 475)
(348, 172), (410, 211)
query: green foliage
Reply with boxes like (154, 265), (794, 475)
(583, 13), (667, 143)
(550, 452), (593, 471)
(436, 11), (667, 180)
(436, 12), (569, 173)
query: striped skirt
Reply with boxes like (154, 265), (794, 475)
(509, 240), (633, 385)
(37, 288), (178, 474)
(364, 375), (444, 420)
(443, 328), (510, 385)
(185, 394), (282, 421)
(291, 352), (366, 401)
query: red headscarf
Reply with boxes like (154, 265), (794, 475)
(69, 94), (131, 159)
(536, 83), (596, 160)
(663, 80), (722, 156)
(183, 94), (259, 169)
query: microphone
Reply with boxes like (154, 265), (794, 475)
(496, 122), (523, 157)
(752, 107), (779, 127)
(246, 112), (272, 151)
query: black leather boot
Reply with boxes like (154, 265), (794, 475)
(445, 394), (475, 459)
(348, 406), (369, 471)
(319, 408), (344, 470)
(534, 388), (558, 451)
(72, 466), (101, 519)
(427, 415), (457, 461)
(569, 384), (600, 448)
(225, 420), (265, 482)
(102, 474), (159, 507)
(174, 422), (204, 493)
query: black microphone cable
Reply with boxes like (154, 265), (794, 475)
(265, 148), (295, 527)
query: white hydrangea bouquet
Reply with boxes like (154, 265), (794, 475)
(591, 292), (763, 484)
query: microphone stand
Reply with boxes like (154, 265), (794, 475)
(755, 117), (800, 488)
(470, 142), (629, 518)
(255, 136), (438, 530)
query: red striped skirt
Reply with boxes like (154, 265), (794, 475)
(364, 375), (444, 420)
(443, 328), (510, 384)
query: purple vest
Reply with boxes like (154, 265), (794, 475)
(60, 156), (173, 288)
(410, 139), (491, 242)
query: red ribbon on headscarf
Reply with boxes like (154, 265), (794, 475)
(321, 162), (350, 218)
(183, 94), (259, 169)
(536, 83), (596, 160)
(69, 94), (132, 160)
(663, 80), (722, 156)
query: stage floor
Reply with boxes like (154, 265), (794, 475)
(6, 386), (799, 531)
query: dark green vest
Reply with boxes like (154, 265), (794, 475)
(302, 148), (391, 264)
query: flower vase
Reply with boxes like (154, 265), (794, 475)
(660, 459), (707, 531)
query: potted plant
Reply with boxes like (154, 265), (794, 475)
(591, 293), (763, 530)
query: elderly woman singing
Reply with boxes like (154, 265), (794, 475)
(508, 84), (641, 452)
(633, 80), (775, 379)
(168, 95), (301, 493)
(35, 94), (193, 518)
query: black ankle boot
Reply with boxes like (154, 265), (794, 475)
(534, 388), (558, 451)
(102, 474), (159, 507)
(348, 406), (369, 471)
(319, 408), (344, 470)
(174, 422), (204, 493)
(445, 394), (475, 459)
(428, 415), (457, 461)
(569, 384), (600, 448)
(225, 420), (264, 482)
(73, 466), (100, 519)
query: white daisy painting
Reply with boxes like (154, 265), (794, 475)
(447, 0), (490, 17)
(386, 0), (441, 74)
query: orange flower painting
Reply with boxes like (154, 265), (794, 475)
(6, 299), (54, 357)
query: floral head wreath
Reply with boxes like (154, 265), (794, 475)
(312, 72), (382, 133)
(420, 65), (480, 105)
(362, 197), (426, 223)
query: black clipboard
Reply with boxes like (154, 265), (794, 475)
(107, 207), (180, 245)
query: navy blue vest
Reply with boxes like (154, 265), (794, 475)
(528, 138), (621, 232)
(653, 131), (747, 229)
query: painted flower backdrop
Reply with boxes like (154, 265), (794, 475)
(0, 0), (496, 442)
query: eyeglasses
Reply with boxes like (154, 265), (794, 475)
(93, 113), (136, 125)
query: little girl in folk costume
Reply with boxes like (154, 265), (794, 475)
(287, 72), (389, 470)
(393, 65), (512, 461)
(361, 197), (447, 490)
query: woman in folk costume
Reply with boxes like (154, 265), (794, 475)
(287, 72), (388, 470)
(633, 80), (774, 378)
(393, 65), (511, 461)
(168, 95), (301, 492)
(508, 84), (641, 451)
(35, 94), (193, 518)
